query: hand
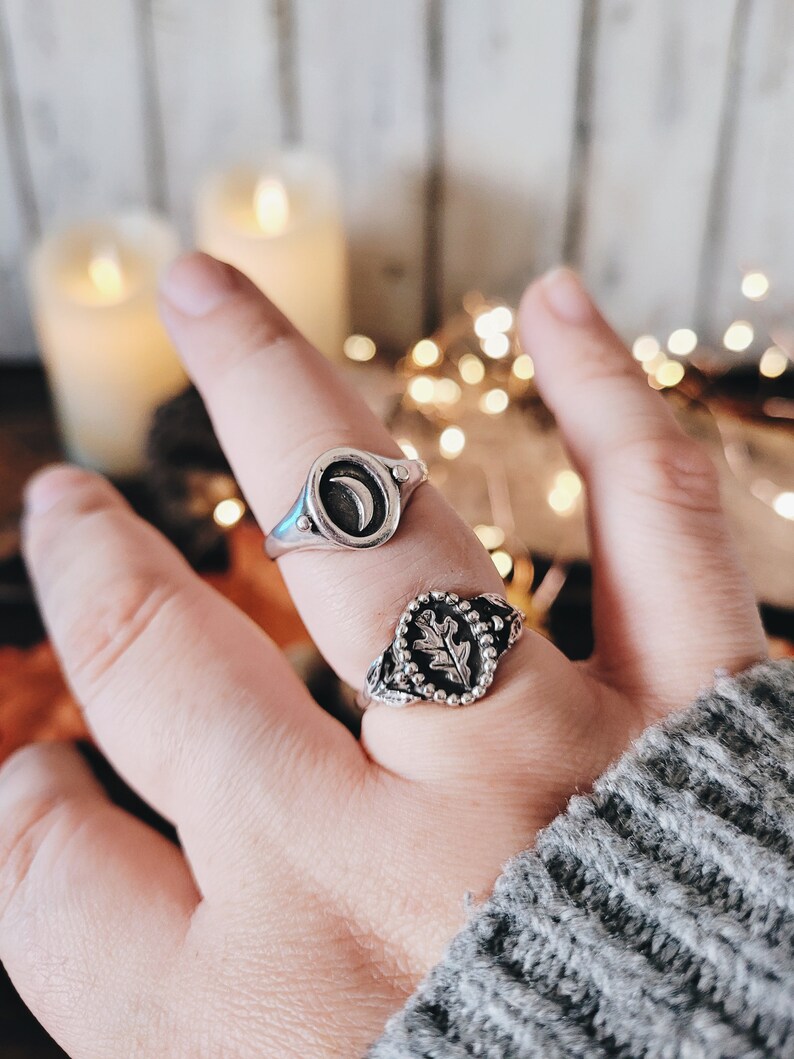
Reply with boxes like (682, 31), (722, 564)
(0, 259), (766, 1058)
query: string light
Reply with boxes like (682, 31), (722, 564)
(632, 335), (660, 362)
(439, 425), (466, 459)
(343, 334), (376, 362)
(480, 388), (509, 415)
(773, 492), (794, 520)
(548, 486), (576, 515)
(724, 320), (754, 352)
(512, 354), (535, 380)
(655, 360), (686, 388)
(411, 338), (441, 368)
(474, 311), (499, 339)
(213, 497), (245, 528)
(759, 346), (788, 379)
(741, 270), (770, 301)
(667, 328), (698, 356)
(641, 351), (667, 375)
(473, 305), (513, 340)
(434, 378), (462, 406)
(489, 306), (514, 332)
(482, 332), (511, 359)
(458, 353), (486, 384)
(398, 438), (420, 460)
(491, 549), (514, 578)
(475, 524), (506, 549)
(408, 375), (435, 404)
(555, 469), (583, 498)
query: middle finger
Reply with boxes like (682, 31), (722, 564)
(159, 253), (505, 688)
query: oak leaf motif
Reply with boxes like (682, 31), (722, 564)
(413, 609), (473, 688)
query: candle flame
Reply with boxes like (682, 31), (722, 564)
(254, 177), (289, 235)
(88, 245), (125, 300)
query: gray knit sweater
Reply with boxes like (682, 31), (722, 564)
(369, 658), (794, 1058)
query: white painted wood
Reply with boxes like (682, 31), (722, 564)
(705, 0), (794, 356)
(0, 109), (34, 358)
(576, 0), (738, 344)
(293, 0), (429, 349)
(440, 0), (582, 314)
(150, 0), (283, 241)
(3, 0), (151, 226)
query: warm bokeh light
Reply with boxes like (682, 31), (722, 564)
(408, 375), (435, 404)
(667, 328), (697, 356)
(489, 305), (514, 332)
(482, 332), (511, 359)
(88, 246), (125, 300)
(398, 438), (419, 460)
(655, 360), (685, 387)
(547, 486), (576, 515)
(411, 338), (441, 368)
(474, 524), (505, 550)
(439, 425), (466, 459)
(434, 378), (462, 405)
(723, 320), (754, 352)
(474, 310), (498, 339)
(759, 346), (788, 379)
(213, 497), (246, 528)
(343, 334), (376, 362)
(491, 549), (514, 578)
(741, 270), (770, 301)
(632, 334), (659, 362)
(512, 354), (535, 380)
(479, 388), (509, 414)
(254, 177), (290, 235)
(458, 353), (485, 384)
(773, 492), (794, 520)
(641, 351), (668, 375)
(555, 469), (582, 497)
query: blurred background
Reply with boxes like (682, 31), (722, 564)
(2, 0), (794, 359)
(1, 2), (793, 1054)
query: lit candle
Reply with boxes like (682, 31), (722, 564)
(29, 213), (186, 476)
(195, 151), (349, 361)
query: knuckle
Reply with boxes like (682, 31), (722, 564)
(64, 573), (179, 694)
(0, 764), (76, 924)
(611, 432), (722, 515)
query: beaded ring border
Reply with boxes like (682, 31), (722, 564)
(362, 590), (524, 708)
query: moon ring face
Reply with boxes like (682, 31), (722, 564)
(306, 448), (401, 549)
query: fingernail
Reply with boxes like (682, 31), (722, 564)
(540, 267), (596, 326)
(160, 252), (240, 317)
(24, 464), (88, 517)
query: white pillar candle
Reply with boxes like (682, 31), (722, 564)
(195, 151), (349, 361)
(29, 213), (186, 477)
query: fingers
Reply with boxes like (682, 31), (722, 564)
(158, 253), (599, 785)
(0, 742), (195, 1057)
(158, 253), (503, 687)
(22, 466), (363, 892)
(519, 269), (767, 711)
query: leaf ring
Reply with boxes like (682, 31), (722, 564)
(361, 591), (524, 708)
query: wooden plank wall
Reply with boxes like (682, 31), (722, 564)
(0, 0), (791, 359)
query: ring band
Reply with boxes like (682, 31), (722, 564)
(362, 591), (524, 708)
(265, 447), (428, 559)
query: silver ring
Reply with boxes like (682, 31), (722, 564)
(362, 591), (524, 708)
(265, 446), (428, 559)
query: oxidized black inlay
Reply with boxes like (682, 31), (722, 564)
(318, 459), (387, 537)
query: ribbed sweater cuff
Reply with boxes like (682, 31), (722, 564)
(368, 658), (794, 1058)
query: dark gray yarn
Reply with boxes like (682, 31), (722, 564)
(369, 659), (794, 1058)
